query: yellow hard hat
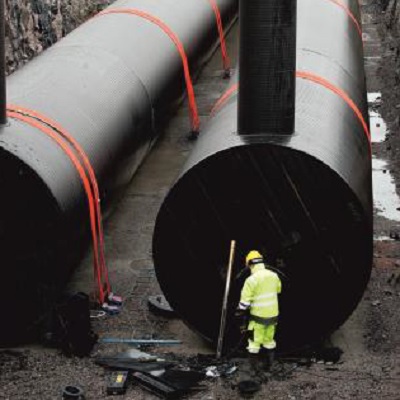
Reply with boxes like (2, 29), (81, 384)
(246, 250), (263, 267)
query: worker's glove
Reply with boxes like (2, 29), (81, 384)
(234, 308), (247, 318)
(235, 308), (249, 334)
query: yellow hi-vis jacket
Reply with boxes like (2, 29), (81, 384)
(239, 263), (282, 319)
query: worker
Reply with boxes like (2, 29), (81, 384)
(236, 250), (282, 371)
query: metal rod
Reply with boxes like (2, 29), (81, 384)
(0, 0), (6, 125)
(216, 239), (236, 359)
(100, 338), (182, 346)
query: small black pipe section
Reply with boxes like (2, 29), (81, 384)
(238, 0), (296, 135)
(0, 0), (6, 125)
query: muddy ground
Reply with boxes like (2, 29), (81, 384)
(1, 0), (400, 399)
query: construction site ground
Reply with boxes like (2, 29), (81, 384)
(1, 0), (399, 399)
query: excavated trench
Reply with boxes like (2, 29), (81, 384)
(0, 0), (399, 399)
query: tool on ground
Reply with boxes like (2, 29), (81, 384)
(107, 371), (129, 395)
(100, 338), (181, 346)
(132, 371), (181, 398)
(217, 240), (236, 359)
(132, 370), (204, 399)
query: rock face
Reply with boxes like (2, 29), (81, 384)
(5, 0), (113, 74)
(379, 0), (400, 131)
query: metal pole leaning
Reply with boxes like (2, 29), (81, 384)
(217, 240), (236, 359)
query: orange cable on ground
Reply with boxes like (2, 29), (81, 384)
(98, 8), (200, 133)
(210, 71), (370, 149)
(7, 107), (110, 303)
(207, 0), (231, 73)
(327, 0), (363, 38)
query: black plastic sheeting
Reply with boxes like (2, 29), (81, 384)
(0, 0), (238, 344)
(153, 0), (372, 351)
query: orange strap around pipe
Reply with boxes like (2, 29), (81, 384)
(98, 8), (200, 133)
(208, 0), (231, 72)
(7, 106), (110, 303)
(296, 71), (370, 144)
(7, 105), (110, 294)
(327, 0), (363, 39)
(210, 71), (370, 148)
(211, 82), (238, 115)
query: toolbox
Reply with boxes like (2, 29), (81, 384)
(107, 371), (129, 395)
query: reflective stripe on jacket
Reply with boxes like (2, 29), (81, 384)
(239, 263), (281, 319)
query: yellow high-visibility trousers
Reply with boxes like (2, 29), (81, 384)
(247, 320), (277, 353)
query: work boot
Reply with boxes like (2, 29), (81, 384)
(248, 353), (262, 377)
(237, 353), (261, 396)
(238, 353), (262, 381)
(262, 349), (275, 371)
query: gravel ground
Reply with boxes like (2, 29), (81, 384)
(1, 1), (400, 399)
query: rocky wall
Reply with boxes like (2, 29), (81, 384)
(377, 0), (400, 186)
(380, 0), (400, 86)
(5, 0), (113, 74)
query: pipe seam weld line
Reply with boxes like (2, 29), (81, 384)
(7, 106), (110, 304)
(211, 71), (371, 152)
(97, 8), (202, 133)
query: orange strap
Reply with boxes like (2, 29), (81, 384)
(7, 106), (110, 303)
(208, 0), (231, 72)
(211, 82), (238, 115)
(296, 71), (370, 144)
(98, 8), (200, 133)
(327, 0), (362, 39)
(210, 71), (370, 148)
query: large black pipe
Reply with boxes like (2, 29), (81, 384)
(238, 0), (296, 135)
(153, 0), (371, 351)
(0, 0), (238, 344)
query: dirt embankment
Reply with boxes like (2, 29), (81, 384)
(378, 0), (400, 177)
(5, 0), (113, 74)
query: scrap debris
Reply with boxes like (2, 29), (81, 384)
(96, 349), (206, 398)
(44, 292), (98, 357)
(148, 295), (176, 317)
(61, 385), (85, 399)
(205, 364), (238, 378)
(132, 370), (205, 399)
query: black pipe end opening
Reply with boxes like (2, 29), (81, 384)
(153, 144), (372, 351)
(0, 147), (80, 344)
